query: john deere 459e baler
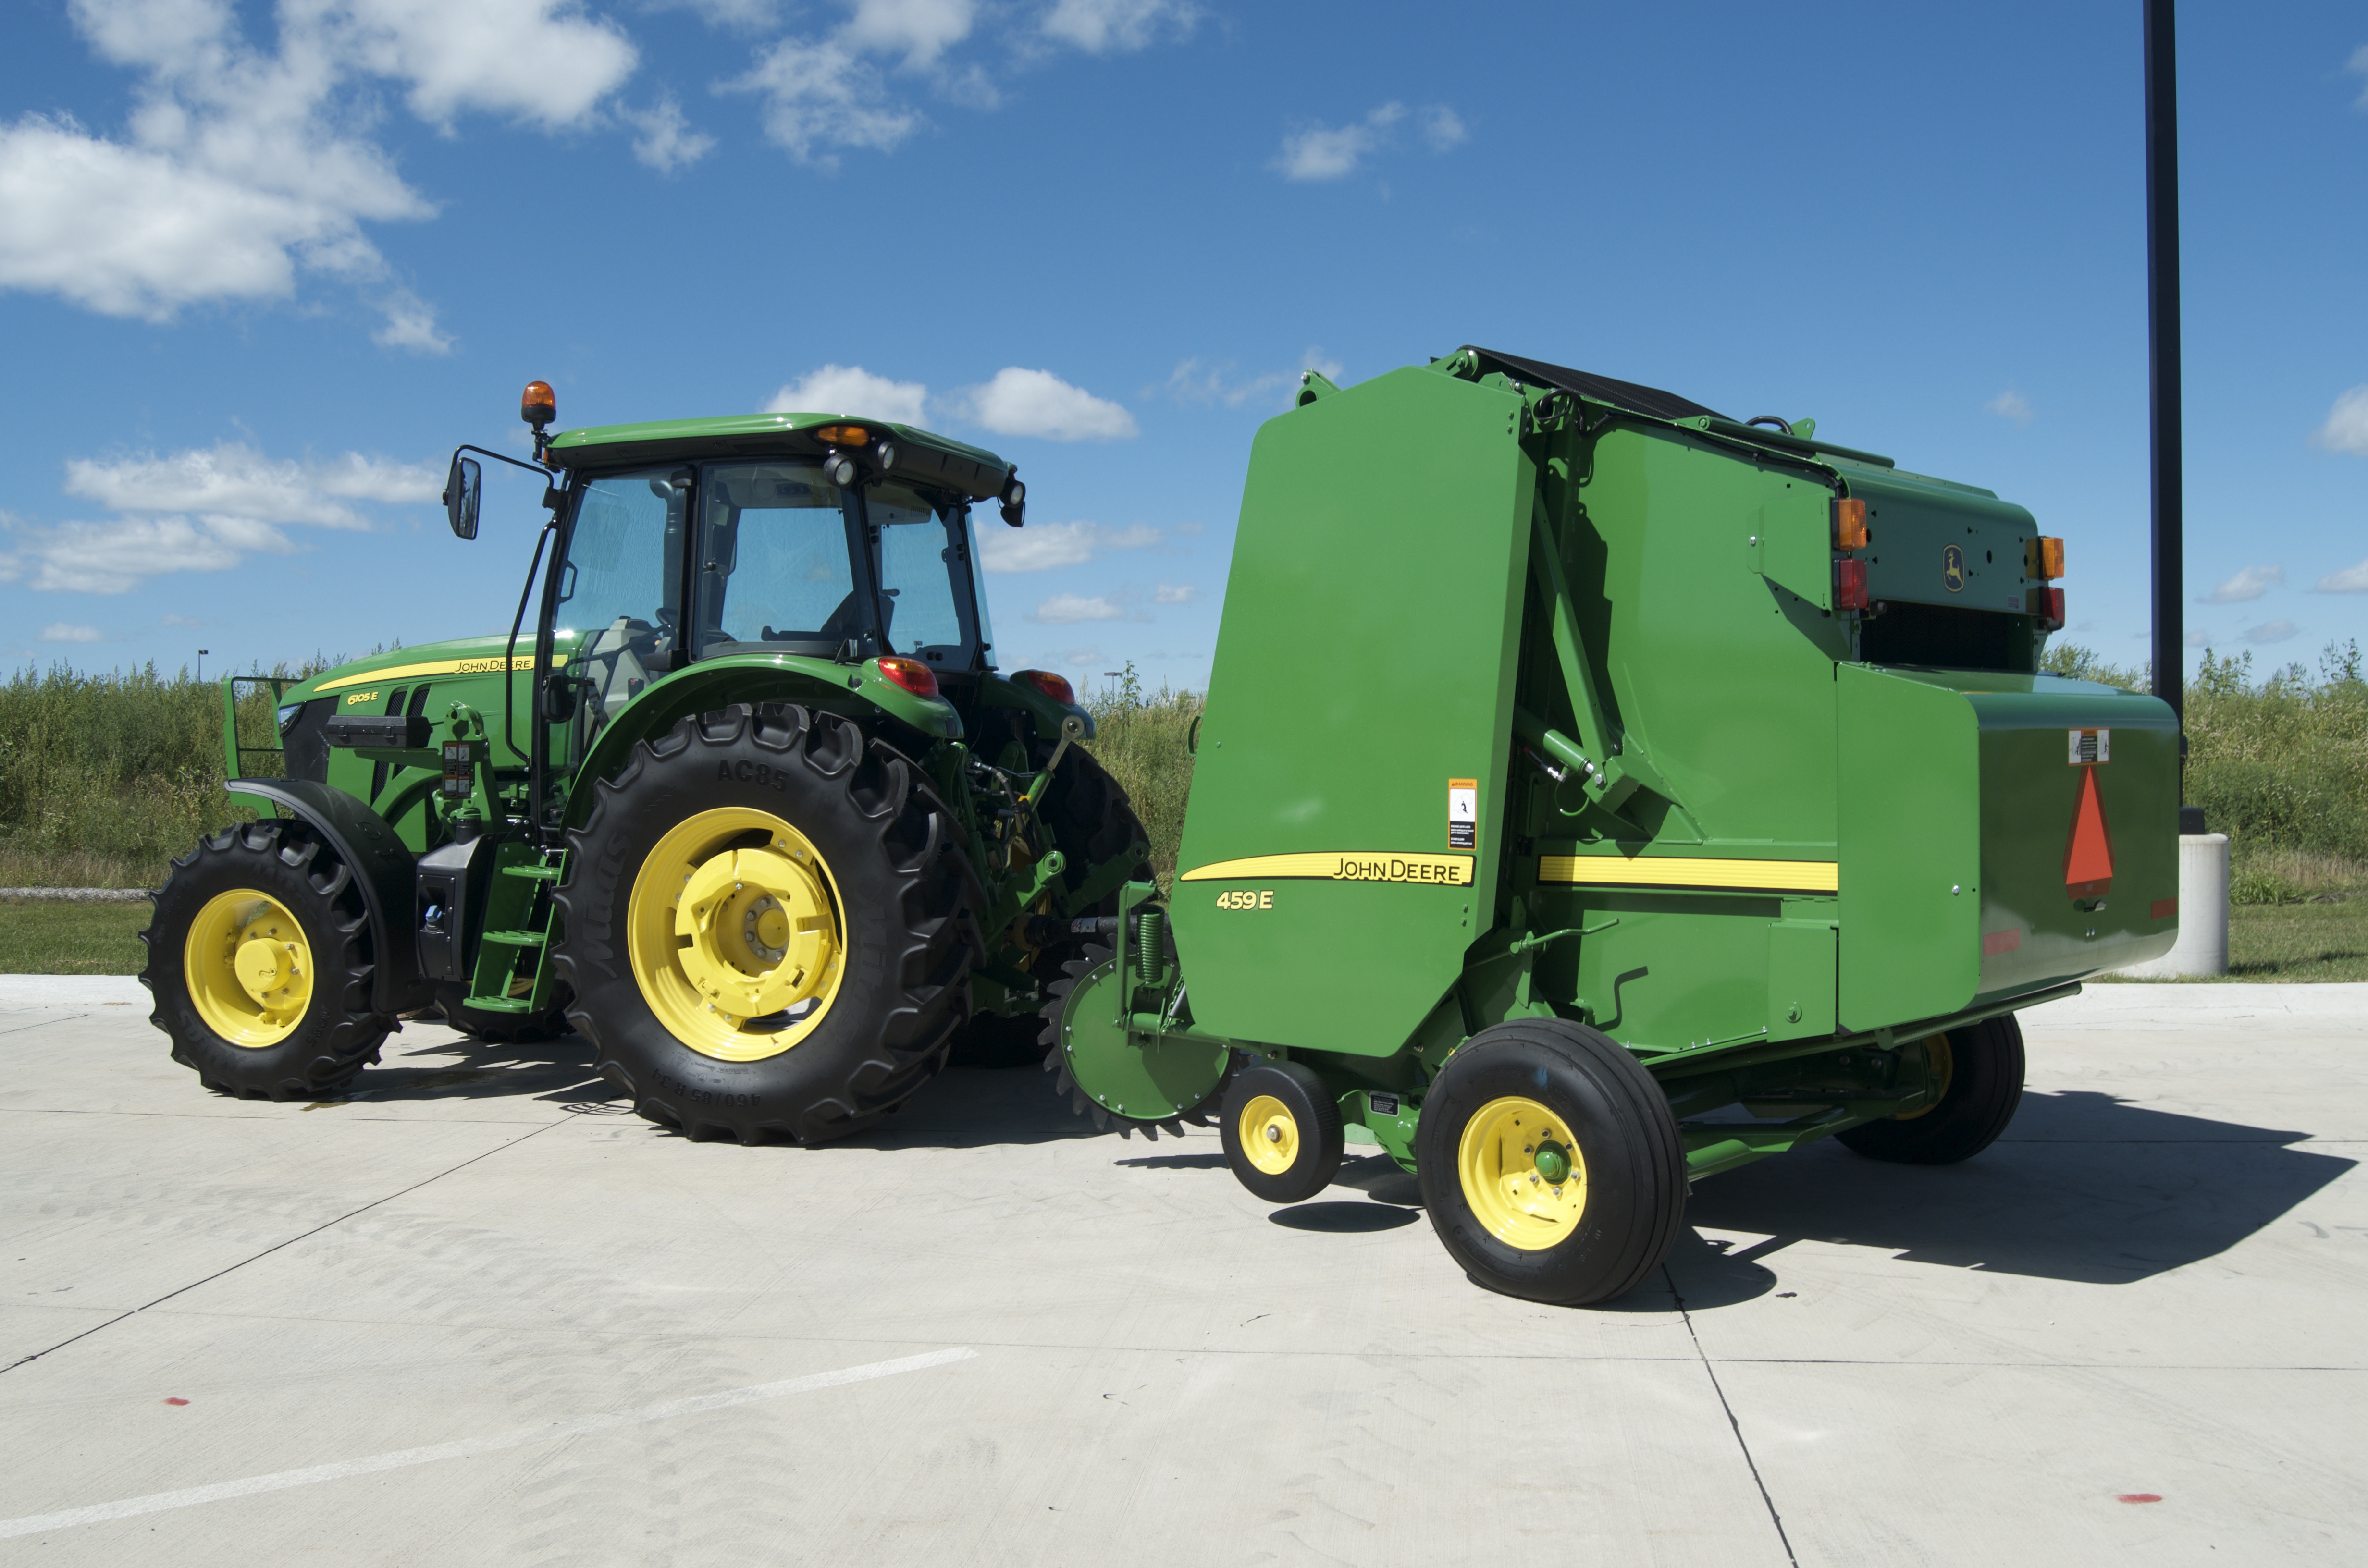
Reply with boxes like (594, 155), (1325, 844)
(148, 350), (2176, 1306)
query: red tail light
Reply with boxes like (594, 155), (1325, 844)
(874, 656), (939, 698)
(1013, 668), (1075, 705)
(1835, 558), (1869, 611)
(2037, 586), (2066, 631)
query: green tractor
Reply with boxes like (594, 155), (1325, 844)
(1036, 348), (2178, 1304)
(148, 382), (1155, 1143)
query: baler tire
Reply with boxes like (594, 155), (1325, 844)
(1219, 1061), (1346, 1204)
(142, 821), (390, 1101)
(553, 703), (972, 1146)
(1417, 1018), (1686, 1308)
(1836, 1014), (2024, 1165)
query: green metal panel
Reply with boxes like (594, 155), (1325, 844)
(1842, 462), (2041, 614)
(1549, 893), (1781, 1050)
(1766, 919), (1837, 1041)
(1836, 664), (1982, 1027)
(1754, 482), (1834, 610)
(1171, 365), (1534, 1056)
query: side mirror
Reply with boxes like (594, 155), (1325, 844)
(444, 454), (481, 540)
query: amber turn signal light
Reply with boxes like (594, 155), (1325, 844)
(2026, 536), (2065, 580)
(1833, 497), (1869, 551)
(1013, 668), (1075, 705)
(520, 380), (555, 427)
(874, 656), (939, 698)
(814, 423), (872, 447)
(1835, 558), (1869, 611)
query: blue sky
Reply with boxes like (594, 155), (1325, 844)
(4, 0), (2366, 696)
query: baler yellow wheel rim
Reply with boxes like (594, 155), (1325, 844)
(1458, 1095), (1589, 1251)
(1239, 1094), (1300, 1175)
(626, 807), (845, 1063)
(1894, 1032), (1954, 1120)
(184, 889), (313, 1047)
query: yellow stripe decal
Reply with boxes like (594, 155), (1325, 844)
(1539, 855), (1837, 893)
(316, 655), (565, 691)
(1181, 852), (1474, 887)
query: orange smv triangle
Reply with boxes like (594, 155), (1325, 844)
(2065, 765), (2113, 898)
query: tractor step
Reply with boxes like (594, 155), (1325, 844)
(481, 929), (547, 948)
(501, 864), (563, 882)
(462, 996), (534, 1013)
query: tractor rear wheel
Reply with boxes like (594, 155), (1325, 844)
(142, 821), (390, 1100)
(1417, 1018), (1686, 1307)
(1836, 1014), (2024, 1164)
(553, 704), (972, 1145)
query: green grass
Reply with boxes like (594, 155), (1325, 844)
(0, 899), (151, 975)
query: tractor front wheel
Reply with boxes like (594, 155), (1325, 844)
(142, 821), (390, 1100)
(1417, 1019), (1686, 1307)
(1836, 1015), (2024, 1164)
(553, 704), (972, 1144)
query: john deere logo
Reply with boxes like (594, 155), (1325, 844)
(1942, 544), (1967, 593)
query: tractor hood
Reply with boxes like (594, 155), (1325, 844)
(545, 412), (1015, 505)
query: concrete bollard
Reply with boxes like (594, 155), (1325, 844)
(2121, 833), (2230, 978)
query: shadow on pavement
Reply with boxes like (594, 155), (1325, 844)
(1271, 1200), (1420, 1233)
(1672, 1088), (2355, 1301)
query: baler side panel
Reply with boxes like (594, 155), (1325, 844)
(1172, 366), (1533, 1057)
(1837, 664), (1982, 1027)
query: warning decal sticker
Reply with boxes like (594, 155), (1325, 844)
(2065, 764), (2114, 898)
(2067, 727), (2111, 765)
(1448, 778), (1477, 850)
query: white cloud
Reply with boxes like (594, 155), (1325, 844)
(0, 1), (636, 335)
(371, 288), (453, 354)
(979, 519), (1159, 572)
(160, 612), (205, 628)
(726, 37), (918, 166)
(1041, 0), (1196, 53)
(1164, 345), (1343, 410)
(1152, 583), (1195, 604)
(2245, 618), (2298, 643)
(2351, 44), (2368, 108)
(1418, 104), (1466, 151)
(647, 0), (779, 26)
(2312, 385), (2368, 454)
(964, 368), (1136, 441)
(626, 98), (716, 173)
(842, 0), (976, 66)
(1275, 102), (1403, 181)
(2317, 558), (2368, 593)
(2204, 564), (2284, 603)
(1987, 388), (2034, 426)
(38, 623), (107, 643)
(766, 364), (930, 424)
(2184, 628), (2209, 648)
(1030, 592), (1124, 624)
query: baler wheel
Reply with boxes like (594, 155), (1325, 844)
(552, 703), (972, 1145)
(1217, 1062), (1345, 1204)
(1835, 1015), (2024, 1164)
(1417, 1018), (1685, 1307)
(142, 821), (390, 1100)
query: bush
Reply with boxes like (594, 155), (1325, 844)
(1081, 662), (1200, 889)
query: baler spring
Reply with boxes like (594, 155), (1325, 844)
(1136, 906), (1166, 987)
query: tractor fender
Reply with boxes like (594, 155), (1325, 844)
(228, 778), (430, 1017)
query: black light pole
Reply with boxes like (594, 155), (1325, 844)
(2145, 0), (2182, 736)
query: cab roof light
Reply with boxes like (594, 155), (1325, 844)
(874, 655), (939, 698)
(520, 380), (555, 428)
(814, 423), (872, 447)
(1834, 497), (1869, 551)
(2036, 586), (2066, 632)
(1013, 668), (1074, 705)
(2027, 536), (2066, 580)
(1835, 558), (1869, 612)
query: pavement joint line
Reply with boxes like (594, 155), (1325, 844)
(0, 1106), (573, 1125)
(0, 1013), (88, 1039)
(0, 1119), (568, 1379)
(1668, 1265), (1800, 1568)
(0, 1347), (976, 1540)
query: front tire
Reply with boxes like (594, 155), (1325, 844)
(554, 704), (971, 1144)
(1417, 1019), (1686, 1307)
(143, 821), (389, 1100)
(1836, 1015), (2024, 1164)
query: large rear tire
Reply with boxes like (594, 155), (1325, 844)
(1836, 1015), (2024, 1164)
(1417, 1018), (1686, 1307)
(553, 704), (972, 1144)
(142, 821), (390, 1100)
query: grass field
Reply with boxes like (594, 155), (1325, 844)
(9, 896), (2360, 982)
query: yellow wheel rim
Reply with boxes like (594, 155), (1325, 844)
(626, 807), (845, 1062)
(1238, 1094), (1300, 1176)
(1458, 1095), (1589, 1251)
(183, 889), (314, 1047)
(1894, 1032), (1955, 1120)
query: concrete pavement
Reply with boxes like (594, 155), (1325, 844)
(0, 979), (2361, 1565)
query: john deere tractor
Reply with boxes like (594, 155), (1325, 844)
(1034, 347), (2180, 1304)
(147, 382), (1152, 1143)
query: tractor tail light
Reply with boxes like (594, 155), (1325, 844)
(1014, 668), (1075, 705)
(875, 656), (939, 698)
(2026, 536), (2066, 579)
(2036, 586), (2066, 631)
(1833, 497), (1868, 550)
(1835, 558), (1869, 611)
